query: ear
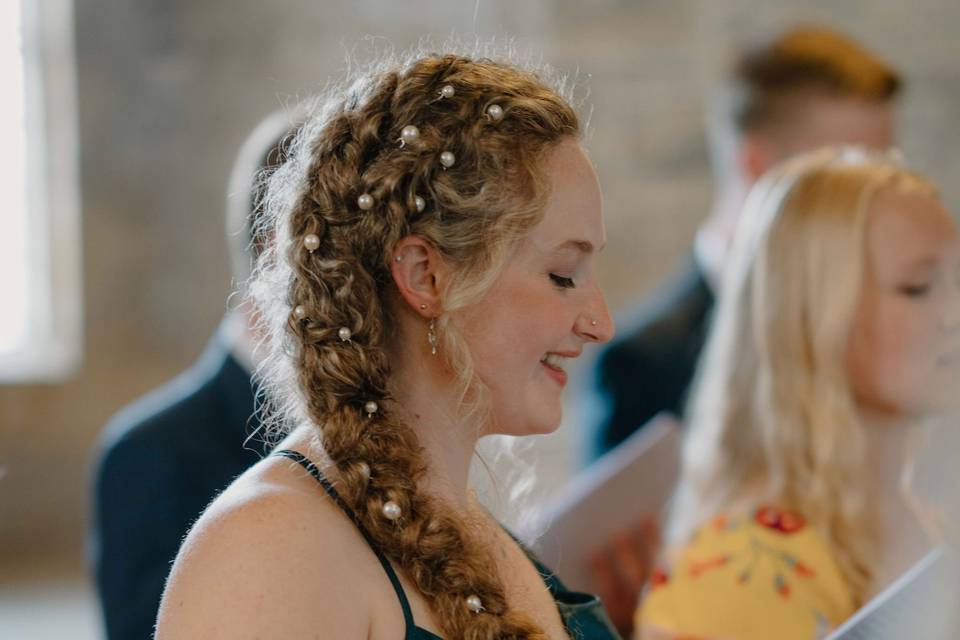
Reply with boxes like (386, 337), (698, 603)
(390, 235), (450, 317)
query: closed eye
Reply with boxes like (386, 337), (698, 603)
(550, 273), (576, 289)
(899, 283), (931, 297)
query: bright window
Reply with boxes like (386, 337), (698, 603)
(0, 0), (81, 383)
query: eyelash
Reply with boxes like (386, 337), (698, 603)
(899, 284), (931, 298)
(550, 273), (576, 289)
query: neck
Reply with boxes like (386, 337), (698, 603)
(859, 407), (918, 499)
(858, 407), (937, 593)
(388, 345), (483, 513)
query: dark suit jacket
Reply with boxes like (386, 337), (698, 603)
(91, 329), (263, 640)
(588, 257), (714, 460)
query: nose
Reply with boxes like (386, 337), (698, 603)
(575, 283), (615, 344)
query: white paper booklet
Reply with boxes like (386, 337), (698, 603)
(530, 414), (682, 594)
(826, 545), (959, 640)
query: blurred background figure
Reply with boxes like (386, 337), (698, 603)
(636, 147), (960, 639)
(584, 25), (902, 463)
(89, 111), (299, 640)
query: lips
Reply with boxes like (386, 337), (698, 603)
(541, 352), (569, 371)
(540, 351), (579, 387)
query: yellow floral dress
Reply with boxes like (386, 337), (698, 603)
(637, 507), (856, 640)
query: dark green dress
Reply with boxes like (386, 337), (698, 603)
(274, 450), (620, 639)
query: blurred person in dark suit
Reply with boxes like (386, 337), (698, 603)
(89, 111), (300, 640)
(584, 26), (902, 462)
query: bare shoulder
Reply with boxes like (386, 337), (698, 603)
(155, 456), (373, 639)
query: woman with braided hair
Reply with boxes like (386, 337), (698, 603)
(157, 52), (618, 639)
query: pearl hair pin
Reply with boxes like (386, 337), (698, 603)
(414, 195), (426, 213)
(338, 327), (352, 342)
(486, 104), (503, 121)
(303, 233), (320, 252)
(382, 500), (402, 520)
(293, 305), (307, 320)
(439, 151), (456, 169)
(465, 595), (484, 613)
(439, 84), (455, 99)
(357, 193), (374, 210)
(364, 400), (378, 417)
(399, 124), (420, 147)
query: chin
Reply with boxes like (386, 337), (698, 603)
(491, 410), (563, 437)
(518, 408), (564, 437)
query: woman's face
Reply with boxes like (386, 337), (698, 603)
(847, 187), (960, 419)
(461, 138), (614, 436)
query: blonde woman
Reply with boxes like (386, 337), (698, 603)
(156, 52), (620, 639)
(637, 148), (960, 639)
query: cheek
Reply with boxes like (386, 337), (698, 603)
(848, 298), (939, 411)
(461, 282), (566, 386)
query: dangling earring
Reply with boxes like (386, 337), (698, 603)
(427, 318), (438, 356)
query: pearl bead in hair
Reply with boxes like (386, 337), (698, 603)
(465, 595), (484, 613)
(486, 104), (504, 121)
(357, 193), (374, 210)
(293, 305), (307, 320)
(439, 84), (455, 99)
(303, 233), (320, 252)
(439, 151), (456, 169)
(382, 500), (402, 520)
(337, 327), (352, 342)
(400, 125), (420, 146)
(364, 400), (378, 416)
(414, 195), (426, 213)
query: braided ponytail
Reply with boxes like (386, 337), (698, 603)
(251, 52), (579, 639)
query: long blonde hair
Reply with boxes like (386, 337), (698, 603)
(669, 147), (937, 603)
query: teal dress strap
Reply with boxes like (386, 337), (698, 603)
(273, 449), (441, 640)
(275, 449), (619, 639)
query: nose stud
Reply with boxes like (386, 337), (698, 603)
(590, 319), (598, 327)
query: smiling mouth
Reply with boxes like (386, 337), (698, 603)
(540, 352), (570, 372)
